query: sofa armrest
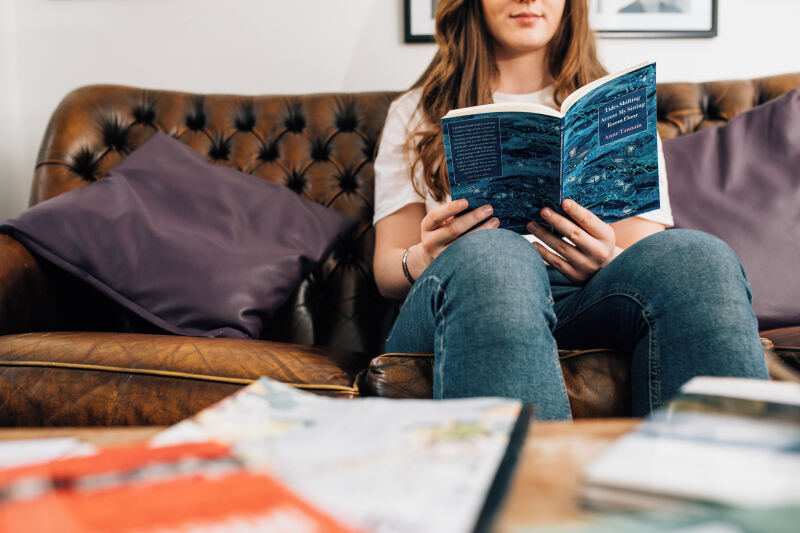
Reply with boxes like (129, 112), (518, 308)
(0, 234), (50, 334)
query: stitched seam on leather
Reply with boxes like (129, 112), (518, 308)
(0, 361), (358, 393)
(373, 352), (434, 359)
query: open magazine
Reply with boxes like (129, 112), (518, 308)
(442, 61), (659, 233)
(582, 377), (800, 511)
(0, 441), (360, 533)
(153, 377), (533, 533)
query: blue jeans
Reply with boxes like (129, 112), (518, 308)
(384, 229), (769, 420)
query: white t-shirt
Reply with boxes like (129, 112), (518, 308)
(373, 86), (674, 229)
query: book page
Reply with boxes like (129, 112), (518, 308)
(444, 101), (561, 119)
(154, 378), (526, 533)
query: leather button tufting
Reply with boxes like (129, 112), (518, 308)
(335, 106), (358, 132)
(286, 171), (307, 194)
(207, 138), (231, 161)
(258, 141), (279, 163)
(361, 137), (377, 161)
(235, 103), (256, 132)
(186, 98), (206, 131)
(337, 170), (358, 192)
(70, 148), (100, 181)
(310, 138), (330, 162)
(99, 115), (130, 152)
(284, 104), (306, 133)
(133, 105), (156, 127)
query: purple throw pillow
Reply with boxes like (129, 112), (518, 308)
(1, 132), (357, 338)
(663, 89), (800, 330)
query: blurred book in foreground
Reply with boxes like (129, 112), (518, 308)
(0, 441), (360, 533)
(582, 377), (800, 512)
(153, 377), (533, 533)
(517, 504), (800, 533)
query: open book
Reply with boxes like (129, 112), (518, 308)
(153, 378), (533, 533)
(442, 61), (659, 233)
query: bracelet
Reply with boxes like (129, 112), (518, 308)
(402, 245), (417, 285)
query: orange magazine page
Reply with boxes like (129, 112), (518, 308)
(0, 441), (361, 533)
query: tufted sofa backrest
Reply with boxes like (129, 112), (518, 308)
(33, 86), (402, 354)
(31, 73), (800, 354)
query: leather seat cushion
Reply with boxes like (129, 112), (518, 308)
(361, 327), (800, 418)
(361, 349), (631, 418)
(0, 332), (370, 426)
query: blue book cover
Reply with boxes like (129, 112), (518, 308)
(441, 62), (659, 233)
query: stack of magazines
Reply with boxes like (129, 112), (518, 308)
(0, 378), (533, 533)
(582, 377), (800, 512)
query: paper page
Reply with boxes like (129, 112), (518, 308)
(0, 438), (96, 469)
(154, 378), (524, 533)
(679, 377), (800, 406)
(444, 101), (561, 119)
(583, 410), (800, 509)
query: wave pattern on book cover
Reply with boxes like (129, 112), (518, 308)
(562, 64), (660, 223)
(447, 113), (561, 233)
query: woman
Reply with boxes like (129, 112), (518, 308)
(372, 0), (768, 419)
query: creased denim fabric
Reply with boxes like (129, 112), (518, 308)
(385, 229), (768, 420)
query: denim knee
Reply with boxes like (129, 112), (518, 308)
(425, 229), (555, 323)
(433, 229), (548, 289)
(622, 229), (750, 298)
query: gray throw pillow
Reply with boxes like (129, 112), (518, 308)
(0, 132), (357, 338)
(663, 89), (800, 330)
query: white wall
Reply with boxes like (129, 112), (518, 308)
(1, 0), (798, 221)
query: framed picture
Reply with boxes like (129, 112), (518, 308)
(589, 0), (717, 38)
(404, 0), (437, 43)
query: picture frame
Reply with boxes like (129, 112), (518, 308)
(404, 0), (437, 43)
(402, 0), (717, 43)
(589, 0), (717, 38)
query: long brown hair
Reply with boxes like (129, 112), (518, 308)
(408, 0), (607, 201)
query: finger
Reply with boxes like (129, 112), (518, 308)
(561, 199), (614, 244)
(431, 204), (495, 243)
(527, 220), (596, 273)
(422, 199), (470, 231)
(466, 216), (500, 235)
(532, 242), (584, 284)
(539, 205), (610, 262)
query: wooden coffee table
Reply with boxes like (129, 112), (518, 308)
(0, 418), (639, 531)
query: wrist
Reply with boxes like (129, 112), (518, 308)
(402, 243), (425, 285)
(402, 245), (416, 285)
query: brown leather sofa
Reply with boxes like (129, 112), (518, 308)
(2, 74), (799, 426)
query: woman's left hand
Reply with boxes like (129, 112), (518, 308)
(526, 199), (622, 284)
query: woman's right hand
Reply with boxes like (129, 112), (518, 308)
(417, 198), (499, 268)
(373, 200), (498, 299)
